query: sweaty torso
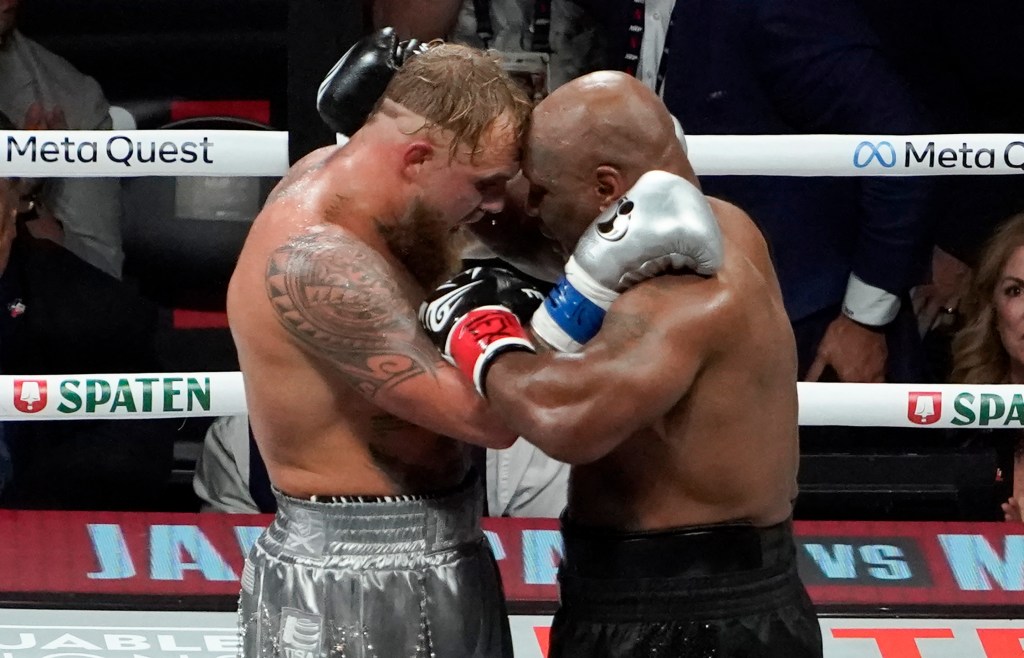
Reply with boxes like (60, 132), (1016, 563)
(568, 199), (800, 530)
(227, 147), (467, 498)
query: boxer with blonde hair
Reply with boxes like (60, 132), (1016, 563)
(229, 37), (530, 657)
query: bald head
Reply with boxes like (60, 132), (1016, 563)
(521, 72), (699, 252)
(529, 71), (693, 188)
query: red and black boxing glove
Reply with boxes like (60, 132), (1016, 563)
(419, 266), (545, 396)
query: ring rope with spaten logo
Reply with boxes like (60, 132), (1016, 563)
(7, 130), (1024, 177)
(5, 128), (1023, 430)
(3, 374), (1024, 429)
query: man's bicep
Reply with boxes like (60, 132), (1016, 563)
(485, 287), (704, 461)
(264, 229), (445, 398)
(588, 285), (705, 419)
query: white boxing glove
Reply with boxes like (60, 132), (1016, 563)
(531, 170), (724, 352)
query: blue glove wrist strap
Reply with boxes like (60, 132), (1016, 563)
(542, 276), (606, 345)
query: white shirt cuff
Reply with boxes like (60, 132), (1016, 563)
(842, 273), (900, 326)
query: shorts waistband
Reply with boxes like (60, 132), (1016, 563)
(266, 472), (484, 556)
(560, 516), (796, 579)
(558, 518), (807, 621)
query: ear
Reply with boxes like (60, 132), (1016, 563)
(401, 141), (435, 180)
(594, 165), (627, 212)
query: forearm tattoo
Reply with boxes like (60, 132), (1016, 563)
(266, 230), (441, 397)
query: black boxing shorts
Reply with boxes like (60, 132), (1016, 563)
(549, 517), (822, 658)
(237, 472), (512, 658)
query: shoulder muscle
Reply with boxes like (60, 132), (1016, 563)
(264, 227), (442, 397)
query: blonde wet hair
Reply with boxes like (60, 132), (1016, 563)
(373, 42), (532, 160)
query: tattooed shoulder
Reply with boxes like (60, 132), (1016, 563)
(265, 228), (442, 397)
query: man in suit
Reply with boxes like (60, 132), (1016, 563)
(582, 0), (936, 384)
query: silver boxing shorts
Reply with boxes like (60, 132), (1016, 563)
(237, 474), (512, 658)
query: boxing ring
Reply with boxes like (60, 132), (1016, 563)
(2, 130), (1024, 657)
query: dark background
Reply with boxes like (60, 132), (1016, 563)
(18, 0), (369, 162)
(18, 0), (1024, 259)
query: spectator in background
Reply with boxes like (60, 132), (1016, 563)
(193, 414), (275, 514)
(581, 0), (936, 385)
(374, 0), (606, 92)
(951, 213), (1024, 523)
(0, 107), (171, 511)
(870, 4), (1024, 353)
(0, 175), (18, 499)
(0, 0), (123, 278)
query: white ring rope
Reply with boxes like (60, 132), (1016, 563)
(0, 130), (289, 177)
(4, 130), (1024, 177)
(2, 373), (1024, 429)
(2, 372), (245, 420)
(4, 129), (1019, 431)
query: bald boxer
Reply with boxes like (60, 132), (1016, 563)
(228, 42), (530, 658)
(422, 71), (822, 657)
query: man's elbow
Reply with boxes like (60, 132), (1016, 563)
(477, 429), (518, 450)
(517, 408), (620, 465)
(457, 411), (518, 449)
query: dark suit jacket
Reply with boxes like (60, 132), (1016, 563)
(0, 233), (176, 510)
(0, 232), (157, 375)
(583, 0), (935, 322)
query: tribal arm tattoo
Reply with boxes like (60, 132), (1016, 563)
(266, 229), (444, 398)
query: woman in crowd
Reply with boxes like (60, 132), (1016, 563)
(951, 213), (1024, 522)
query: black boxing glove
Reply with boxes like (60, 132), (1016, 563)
(419, 266), (546, 395)
(316, 27), (429, 137)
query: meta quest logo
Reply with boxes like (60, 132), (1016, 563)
(907, 390), (1024, 427)
(853, 141), (898, 168)
(853, 139), (1024, 170)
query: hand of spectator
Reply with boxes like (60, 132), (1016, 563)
(912, 247), (971, 336)
(1001, 496), (1024, 523)
(18, 104), (66, 246)
(0, 179), (18, 276)
(22, 102), (68, 131)
(806, 314), (887, 382)
(45, 105), (68, 130)
(23, 199), (64, 245)
(22, 102), (47, 130)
